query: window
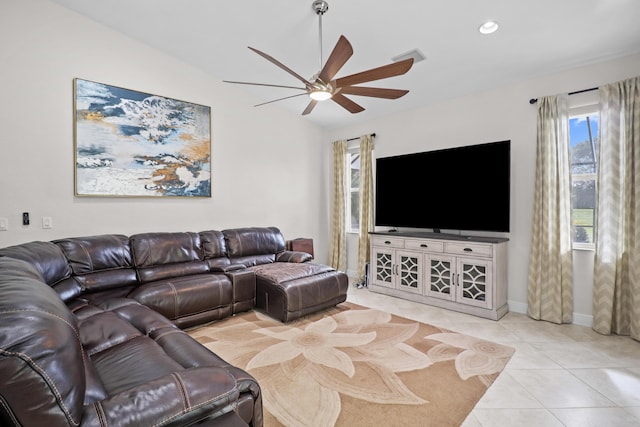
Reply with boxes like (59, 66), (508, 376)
(569, 105), (599, 247)
(347, 147), (360, 233)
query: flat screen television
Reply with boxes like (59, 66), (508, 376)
(375, 140), (511, 233)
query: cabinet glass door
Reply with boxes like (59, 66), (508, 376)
(397, 251), (422, 294)
(372, 247), (394, 288)
(425, 255), (454, 301)
(456, 258), (493, 309)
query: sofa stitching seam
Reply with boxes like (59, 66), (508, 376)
(0, 348), (81, 426)
(93, 400), (108, 427)
(172, 372), (190, 411)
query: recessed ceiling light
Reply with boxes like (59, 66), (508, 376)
(479, 20), (499, 35)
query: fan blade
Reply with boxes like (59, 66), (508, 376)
(318, 35), (353, 84)
(331, 93), (365, 114)
(223, 80), (307, 91)
(302, 100), (318, 115)
(333, 58), (414, 88)
(338, 86), (409, 99)
(254, 92), (309, 107)
(248, 47), (311, 86)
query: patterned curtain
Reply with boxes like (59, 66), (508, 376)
(329, 139), (347, 272)
(527, 95), (574, 324)
(356, 134), (374, 284)
(592, 76), (640, 341)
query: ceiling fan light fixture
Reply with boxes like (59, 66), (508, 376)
(309, 89), (332, 101)
(479, 20), (499, 34)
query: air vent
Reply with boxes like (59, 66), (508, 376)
(391, 49), (426, 64)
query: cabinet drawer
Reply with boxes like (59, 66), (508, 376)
(371, 236), (404, 249)
(445, 242), (493, 258)
(404, 239), (444, 253)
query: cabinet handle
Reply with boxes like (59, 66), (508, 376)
(464, 248), (473, 252)
(384, 241), (391, 245)
(420, 244), (428, 248)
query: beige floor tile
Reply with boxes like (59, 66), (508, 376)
(502, 342), (563, 370)
(531, 341), (625, 368)
(549, 407), (640, 427)
(471, 408), (565, 427)
(346, 285), (640, 426)
(624, 406), (640, 421)
(570, 368), (640, 406)
(475, 372), (542, 409)
(437, 321), (521, 344)
(507, 369), (616, 408)
(460, 411), (482, 427)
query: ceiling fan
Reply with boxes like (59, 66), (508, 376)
(223, 0), (414, 115)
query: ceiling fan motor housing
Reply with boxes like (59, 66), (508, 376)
(312, 0), (329, 15)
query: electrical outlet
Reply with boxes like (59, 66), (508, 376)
(42, 217), (53, 229)
(0, 217), (8, 231)
(22, 212), (30, 226)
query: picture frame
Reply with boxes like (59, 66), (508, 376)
(73, 78), (211, 197)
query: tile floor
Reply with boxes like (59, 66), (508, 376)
(347, 285), (640, 427)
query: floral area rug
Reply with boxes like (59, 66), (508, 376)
(189, 303), (514, 427)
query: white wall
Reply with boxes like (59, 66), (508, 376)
(0, 0), (331, 262)
(327, 53), (640, 324)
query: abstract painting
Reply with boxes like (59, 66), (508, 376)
(74, 78), (211, 197)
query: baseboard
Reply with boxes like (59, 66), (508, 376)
(507, 300), (527, 314)
(572, 312), (593, 327)
(507, 300), (593, 327)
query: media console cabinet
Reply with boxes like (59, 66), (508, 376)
(369, 231), (509, 320)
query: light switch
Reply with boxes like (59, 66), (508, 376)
(0, 217), (7, 231)
(42, 217), (53, 229)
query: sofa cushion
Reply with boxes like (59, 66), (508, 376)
(0, 241), (80, 301)
(250, 262), (334, 284)
(223, 227), (285, 267)
(67, 297), (245, 426)
(128, 273), (233, 329)
(84, 318), (185, 395)
(0, 257), (85, 426)
(130, 232), (209, 283)
(199, 229), (232, 269)
(55, 234), (138, 294)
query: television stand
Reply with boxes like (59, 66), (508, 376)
(368, 231), (509, 320)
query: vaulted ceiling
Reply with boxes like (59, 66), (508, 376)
(50, 0), (640, 129)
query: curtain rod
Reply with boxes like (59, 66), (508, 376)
(528, 87), (598, 105)
(346, 133), (376, 142)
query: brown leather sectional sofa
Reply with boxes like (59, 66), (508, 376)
(0, 226), (349, 426)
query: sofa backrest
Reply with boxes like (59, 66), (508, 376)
(223, 227), (285, 267)
(199, 229), (232, 269)
(55, 234), (138, 295)
(0, 257), (86, 426)
(130, 232), (209, 283)
(0, 240), (80, 301)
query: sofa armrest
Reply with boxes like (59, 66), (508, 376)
(210, 263), (246, 273)
(276, 250), (313, 263)
(81, 367), (239, 427)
